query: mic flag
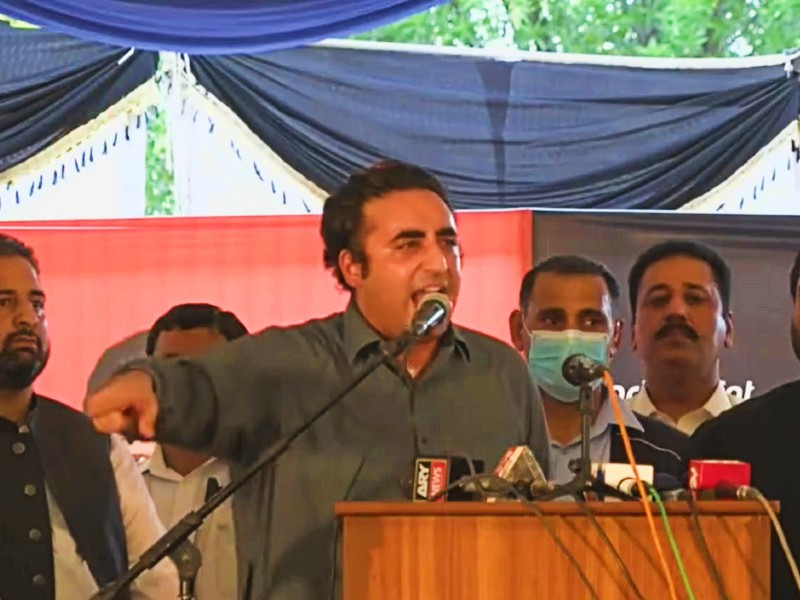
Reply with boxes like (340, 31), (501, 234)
(688, 459), (751, 492)
(493, 445), (550, 496)
(412, 456), (485, 502)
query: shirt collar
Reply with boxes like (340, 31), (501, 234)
(592, 393), (644, 439)
(702, 382), (736, 417)
(631, 381), (733, 419)
(342, 300), (470, 364)
(0, 394), (37, 432)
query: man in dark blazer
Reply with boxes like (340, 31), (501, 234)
(691, 249), (800, 600)
(509, 255), (689, 487)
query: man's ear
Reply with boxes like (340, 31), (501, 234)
(723, 310), (734, 348)
(338, 249), (364, 290)
(509, 309), (526, 353)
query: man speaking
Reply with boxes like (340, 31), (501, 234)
(87, 161), (550, 599)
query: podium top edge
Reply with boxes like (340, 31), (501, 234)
(335, 500), (778, 517)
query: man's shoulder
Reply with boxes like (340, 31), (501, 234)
(634, 411), (690, 439)
(702, 378), (800, 431)
(690, 379), (800, 461)
(632, 411), (691, 449)
(455, 325), (522, 361)
(610, 412), (689, 477)
(34, 394), (91, 421)
(255, 311), (346, 344)
(31, 395), (112, 452)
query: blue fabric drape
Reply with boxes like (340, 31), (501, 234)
(0, 1), (442, 54)
(191, 45), (800, 210)
(0, 24), (157, 173)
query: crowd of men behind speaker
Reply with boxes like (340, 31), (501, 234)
(1, 159), (798, 599)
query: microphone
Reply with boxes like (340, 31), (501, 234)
(493, 445), (554, 498)
(704, 481), (759, 501)
(410, 293), (452, 338)
(411, 456), (485, 502)
(562, 354), (607, 386)
(170, 540), (202, 600)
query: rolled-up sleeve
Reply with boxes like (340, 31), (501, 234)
(143, 329), (292, 462)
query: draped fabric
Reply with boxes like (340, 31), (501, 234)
(0, 110), (148, 219)
(680, 121), (800, 214)
(0, 23), (156, 174)
(191, 43), (800, 210)
(0, 1), (442, 54)
(172, 79), (325, 216)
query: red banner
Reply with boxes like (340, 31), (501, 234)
(2, 211), (532, 409)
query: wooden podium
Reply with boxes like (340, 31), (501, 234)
(336, 501), (773, 599)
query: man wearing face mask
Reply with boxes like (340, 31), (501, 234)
(509, 255), (688, 485)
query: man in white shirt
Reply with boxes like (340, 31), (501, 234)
(627, 240), (737, 435)
(140, 303), (248, 600)
(0, 233), (177, 600)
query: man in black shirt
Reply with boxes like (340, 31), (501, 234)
(691, 247), (800, 600)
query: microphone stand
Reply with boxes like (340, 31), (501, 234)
(172, 540), (202, 600)
(534, 381), (631, 502)
(90, 333), (416, 600)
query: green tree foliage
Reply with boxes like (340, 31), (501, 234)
(355, 0), (800, 57)
(145, 108), (176, 216)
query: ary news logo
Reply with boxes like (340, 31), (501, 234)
(413, 458), (449, 503)
(613, 380), (756, 403)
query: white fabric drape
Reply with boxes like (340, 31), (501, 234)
(0, 81), (156, 221)
(679, 121), (800, 214)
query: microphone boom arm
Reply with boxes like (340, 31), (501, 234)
(90, 336), (415, 599)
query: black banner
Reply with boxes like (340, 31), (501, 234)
(533, 212), (800, 401)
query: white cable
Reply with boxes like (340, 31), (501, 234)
(753, 490), (800, 596)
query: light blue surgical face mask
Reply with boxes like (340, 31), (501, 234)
(525, 328), (610, 404)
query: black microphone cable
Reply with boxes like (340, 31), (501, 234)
(507, 486), (600, 600)
(425, 476), (600, 599)
(685, 491), (732, 600)
(571, 496), (645, 600)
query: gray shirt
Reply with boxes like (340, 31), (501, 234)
(144, 302), (550, 600)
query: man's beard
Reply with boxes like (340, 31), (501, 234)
(0, 331), (49, 391)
